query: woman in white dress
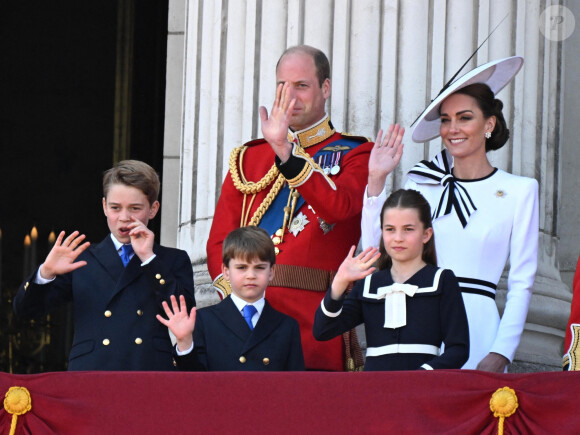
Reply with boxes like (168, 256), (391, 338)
(362, 57), (539, 372)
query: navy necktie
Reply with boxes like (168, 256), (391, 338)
(242, 305), (257, 330)
(120, 244), (134, 267)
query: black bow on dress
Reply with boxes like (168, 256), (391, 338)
(407, 150), (477, 228)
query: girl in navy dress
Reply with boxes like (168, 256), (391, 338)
(313, 189), (469, 370)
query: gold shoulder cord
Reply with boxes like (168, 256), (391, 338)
(229, 146), (286, 227)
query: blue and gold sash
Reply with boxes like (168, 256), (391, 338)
(258, 137), (364, 236)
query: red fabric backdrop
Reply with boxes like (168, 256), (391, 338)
(0, 370), (577, 434)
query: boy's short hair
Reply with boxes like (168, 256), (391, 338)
(103, 160), (160, 206)
(222, 227), (276, 267)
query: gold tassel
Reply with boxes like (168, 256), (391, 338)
(490, 386), (518, 435)
(289, 190), (300, 225)
(4, 386), (32, 435)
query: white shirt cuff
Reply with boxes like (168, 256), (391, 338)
(141, 254), (156, 266)
(175, 341), (194, 356)
(364, 184), (388, 202)
(34, 265), (56, 284)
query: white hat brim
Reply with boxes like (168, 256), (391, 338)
(411, 56), (524, 143)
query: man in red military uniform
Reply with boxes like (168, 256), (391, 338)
(563, 254), (580, 370)
(206, 45), (374, 370)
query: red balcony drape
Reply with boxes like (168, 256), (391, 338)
(1, 370), (577, 434)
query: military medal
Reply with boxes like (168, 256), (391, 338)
(330, 151), (341, 175)
(319, 155), (330, 174)
(318, 217), (335, 234)
(323, 157), (331, 175)
(289, 212), (309, 236)
(322, 154), (331, 174)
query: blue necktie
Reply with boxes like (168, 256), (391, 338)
(242, 305), (257, 330)
(120, 244), (134, 267)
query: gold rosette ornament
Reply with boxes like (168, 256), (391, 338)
(489, 386), (518, 435)
(4, 386), (32, 435)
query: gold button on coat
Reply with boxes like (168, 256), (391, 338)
(263, 358), (270, 365)
(104, 310), (112, 317)
(159, 279), (166, 285)
(103, 339), (110, 346)
(135, 338), (143, 345)
(155, 274), (161, 279)
(137, 310), (143, 316)
(239, 356), (247, 363)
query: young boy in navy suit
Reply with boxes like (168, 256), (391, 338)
(158, 226), (304, 371)
(14, 160), (195, 371)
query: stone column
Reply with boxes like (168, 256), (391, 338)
(505, 1), (572, 371)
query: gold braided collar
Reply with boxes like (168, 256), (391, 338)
(287, 115), (335, 148)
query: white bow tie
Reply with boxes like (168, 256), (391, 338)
(376, 283), (419, 329)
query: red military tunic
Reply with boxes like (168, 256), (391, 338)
(563, 254), (580, 370)
(206, 115), (372, 370)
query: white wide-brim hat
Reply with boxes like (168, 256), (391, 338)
(411, 56), (524, 143)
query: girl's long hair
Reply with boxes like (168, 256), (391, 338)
(377, 189), (437, 270)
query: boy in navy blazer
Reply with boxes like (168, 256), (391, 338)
(158, 226), (304, 371)
(14, 160), (195, 371)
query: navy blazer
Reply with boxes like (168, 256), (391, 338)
(14, 236), (195, 371)
(175, 297), (304, 371)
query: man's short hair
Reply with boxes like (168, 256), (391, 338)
(222, 227), (276, 267)
(103, 160), (160, 206)
(276, 45), (330, 87)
